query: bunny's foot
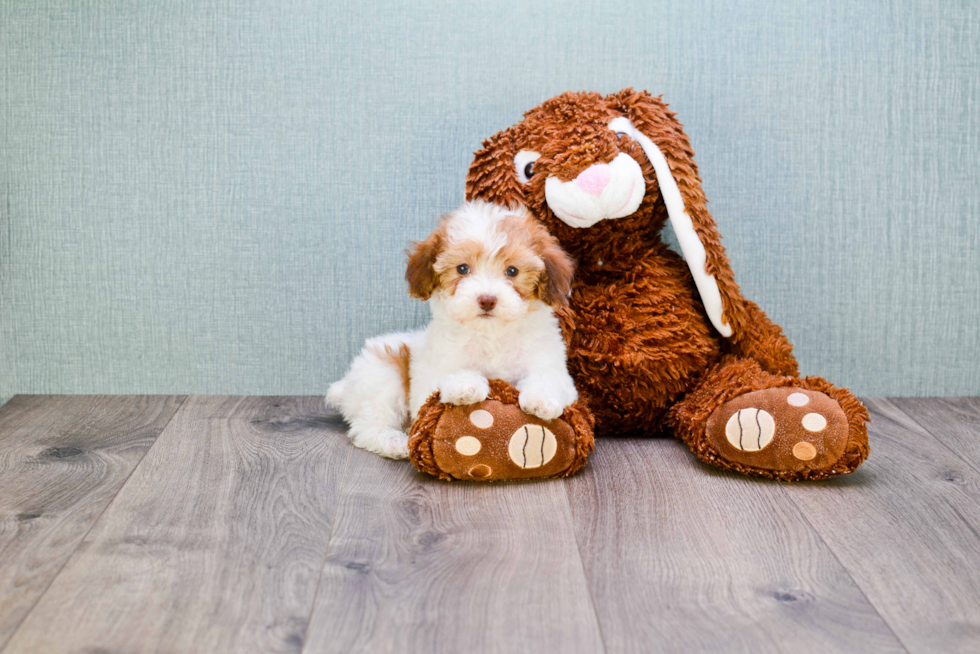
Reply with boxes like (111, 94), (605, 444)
(669, 356), (869, 481)
(408, 379), (594, 481)
(705, 388), (851, 475)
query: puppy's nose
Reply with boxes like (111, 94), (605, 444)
(478, 295), (497, 312)
(575, 164), (611, 196)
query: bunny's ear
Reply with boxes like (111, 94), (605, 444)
(608, 89), (745, 338)
(466, 128), (526, 206)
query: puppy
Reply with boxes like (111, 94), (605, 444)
(326, 200), (578, 459)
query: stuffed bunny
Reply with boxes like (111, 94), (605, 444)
(448, 89), (869, 481)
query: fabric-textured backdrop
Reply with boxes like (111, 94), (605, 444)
(1, 0), (978, 405)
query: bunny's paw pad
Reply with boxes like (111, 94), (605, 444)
(409, 391), (594, 481)
(705, 388), (849, 474)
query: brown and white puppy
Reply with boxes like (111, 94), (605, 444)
(327, 201), (576, 459)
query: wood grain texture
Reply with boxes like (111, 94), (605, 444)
(4, 396), (980, 653)
(782, 398), (980, 652)
(2, 396), (351, 654)
(564, 437), (904, 654)
(302, 447), (605, 654)
(0, 395), (184, 650)
(890, 397), (980, 474)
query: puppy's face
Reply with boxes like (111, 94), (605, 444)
(406, 202), (573, 329)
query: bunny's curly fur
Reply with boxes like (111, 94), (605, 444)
(463, 89), (868, 480)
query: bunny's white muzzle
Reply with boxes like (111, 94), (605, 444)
(544, 153), (645, 228)
(539, 116), (734, 338)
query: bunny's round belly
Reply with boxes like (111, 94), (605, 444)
(562, 261), (722, 435)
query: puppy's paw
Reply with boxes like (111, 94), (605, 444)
(438, 372), (490, 406)
(380, 431), (410, 459)
(519, 390), (566, 421)
(352, 428), (409, 460)
(372, 429), (409, 459)
(517, 374), (577, 421)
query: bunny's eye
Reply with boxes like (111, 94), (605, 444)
(514, 151), (541, 184)
(505, 266), (519, 277)
(456, 264), (470, 275)
(609, 118), (635, 140)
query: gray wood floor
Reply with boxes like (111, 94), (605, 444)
(0, 396), (978, 653)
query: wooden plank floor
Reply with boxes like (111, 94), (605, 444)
(1, 396), (979, 653)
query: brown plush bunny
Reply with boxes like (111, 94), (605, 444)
(450, 89), (869, 481)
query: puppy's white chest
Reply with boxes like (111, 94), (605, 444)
(460, 335), (527, 380)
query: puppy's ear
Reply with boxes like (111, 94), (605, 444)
(405, 225), (444, 300)
(528, 220), (574, 308)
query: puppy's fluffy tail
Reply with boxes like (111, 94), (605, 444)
(325, 380), (346, 409)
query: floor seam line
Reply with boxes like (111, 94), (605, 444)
(777, 479), (912, 654)
(562, 469), (610, 654)
(298, 440), (354, 654)
(885, 398), (980, 477)
(0, 394), (189, 653)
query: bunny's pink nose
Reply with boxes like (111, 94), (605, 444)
(575, 164), (611, 197)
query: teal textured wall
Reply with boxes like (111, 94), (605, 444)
(1, 0), (978, 404)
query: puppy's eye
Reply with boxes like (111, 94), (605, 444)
(514, 151), (541, 184)
(505, 266), (519, 278)
(456, 264), (470, 275)
(615, 132), (627, 138)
